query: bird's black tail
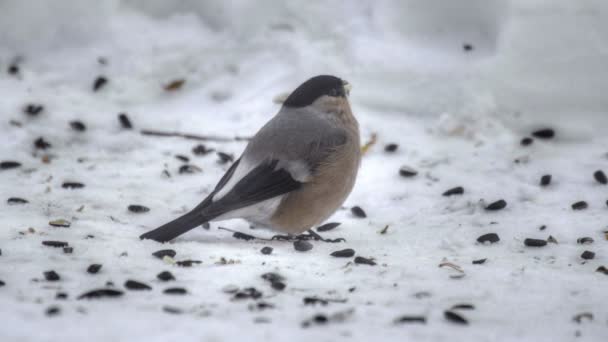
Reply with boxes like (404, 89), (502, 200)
(139, 211), (215, 243)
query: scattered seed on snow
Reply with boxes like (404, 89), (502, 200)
(42, 241), (69, 248)
(384, 143), (399, 152)
(595, 266), (608, 275)
(0, 280), (4, 287)
(163, 306), (183, 314)
(260, 247), (273, 255)
(87, 264), (102, 274)
(232, 231), (255, 241)
(350, 206), (366, 218)
(49, 219), (70, 228)
(216, 152), (234, 164)
(93, 76), (108, 91)
(524, 238), (547, 247)
(77, 289), (124, 299)
(178, 164), (202, 174)
(451, 304), (475, 310)
(472, 258), (487, 265)
(128, 204), (150, 213)
(151, 249), (176, 259)
(316, 222), (341, 232)
(44, 270), (60, 281)
(593, 170), (607, 185)
(444, 310), (468, 325)
(164, 287), (188, 295)
(531, 128), (555, 139)
(34, 137), (51, 149)
(294, 240), (313, 252)
(354, 256), (376, 266)
(62, 182), (85, 189)
(399, 166), (418, 177)
(222, 285), (239, 293)
(192, 144), (214, 156)
(23, 104), (44, 116)
(69, 120), (86, 132)
(577, 237), (594, 244)
(443, 186), (464, 196)
(581, 251), (595, 260)
(394, 315), (426, 324)
(124, 280), (152, 290)
(477, 233), (500, 244)
(7, 197), (28, 204)
(572, 312), (594, 324)
(157, 271), (175, 282)
(0, 161), (21, 170)
(330, 249), (355, 258)
(547, 235), (558, 244)
(232, 287), (263, 300)
(485, 200), (507, 211)
(118, 113), (132, 129)
(520, 137), (533, 146)
(540, 175), (552, 186)
(175, 155), (189, 163)
(55, 292), (68, 300)
(63, 247), (73, 254)
(46, 306), (61, 317)
(571, 201), (588, 210)
(176, 260), (202, 267)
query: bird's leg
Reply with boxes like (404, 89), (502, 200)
(270, 233), (296, 241)
(305, 229), (346, 243)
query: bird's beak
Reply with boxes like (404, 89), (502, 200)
(343, 81), (352, 97)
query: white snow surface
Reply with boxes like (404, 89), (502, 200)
(1, 1), (607, 341)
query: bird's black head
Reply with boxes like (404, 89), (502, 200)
(283, 75), (348, 108)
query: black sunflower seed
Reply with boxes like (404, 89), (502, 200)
(157, 271), (175, 281)
(23, 104), (44, 116)
(443, 186), (464, 196)
(444, 310), (468, 324)
(532, 128), (554, 139)
(485, 200), (507, 211)
(62, 182), (84, 189)
(128, 204), (150, 213)
(163, 306), (183, 314)
(8, 64), (19, 75)
(330, 249), (355, 258)
(303, 297), (329, 306)
(69, 120), (86, 131)
(42, 241), (69, 248)
(217, 152), (234, 164)
(178, 164), (201, 174)
(477, 233), (500, 244)
(540, 175), (552, 186)
(354, 256), (376, 266)
(571, 201), (588, 210)
(384, 143), (399, 152)
(260, 246), (273, 255)
(581, 251), (595, 260)
(394, 315), (426, 324)
(124, 280), (151, 290)
(233, 231), (255, 241)
(294, 240), (313, 252)
(399, 166), (418, 177)
(7, 197), (28, 204)
(176, 260), (202, 267)
(0, 280), (4, 287)
(63, 247), (73, 254)
(472, 258), (487, 265)
(351, 206), (366, 218)
(594, 170), (607, 185)
(520, 137), (533, 146)
(316, 222), (341, 232)
(524, 238), (547, 247)
(34, 137), (51, 149)
(44, 270), (60, 281)
(1, 161), (21, 170)
(46, 306), (61, 317)
(192, 144), (214, 155)
(55, 292), (68, 300)
(451, 304), (475, 310)
(175, 155), (189, 163)
(77, 288), (124, 299)
(164, 287), (187, 295)
(87, 264), (102, 274)
(232, 287), (263, 300)
(93, 76), (108, 91)
(152, 249), (176, 259)
(596, 266), (608, 275)
(118, 113), (132, 129)
(577, 237), (594, 244)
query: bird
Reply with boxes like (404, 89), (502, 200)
(139, 75), (361, 243)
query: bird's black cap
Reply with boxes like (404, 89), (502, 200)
(283, 75), (347, 108)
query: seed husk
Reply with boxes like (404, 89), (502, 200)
(399, 166), (418, 177)
(294, 240), (313, 252)
(128, 204), (150, 213)
(164, 287), (188, 295)
(124, 280), (151, 290)
(594, 170), (607, 185)
(524, 238), (547, 247)
(477, 233), (500, 244)
(540, 175), (552, 186)
(350, 206), (366, 218)
(384, 143), (399, 152)
(443, 186), (464, 196)
(157, 271), (175, 281)
(62, 182), (85, 189)
(531, 128), (555, 139)
(42, 241), (69, 248)
(118, 113), (132, 129)
(330, 249), (355, 258)
(77, 288), (124, 299)
(69, 120), (86, 131)
(581, 250), (595, 260)
(354, 256), (376, 266)
(571, 201), (588, 210)
(444, 310), (468, 324)
(87, 264), (102, 274)
(0, 161), (21, 170)
(152, 249), (176, 259)
(49, 219), (70, 228)
(316, 222), (341, 232)
(485, 200), (507, 211)
(44, 270), (60, 281)
(260, 247), (273, 255)
(93, 76), (108, 91)
(7, 197), (28, 204)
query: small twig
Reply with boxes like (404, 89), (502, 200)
(140, 129), (250, 142)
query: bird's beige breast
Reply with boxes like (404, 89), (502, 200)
(270, 138), (360, 234)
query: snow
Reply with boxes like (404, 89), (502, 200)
(1, 1), (607, 341)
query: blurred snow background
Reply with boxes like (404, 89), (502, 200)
(1, 1), (607, 341)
